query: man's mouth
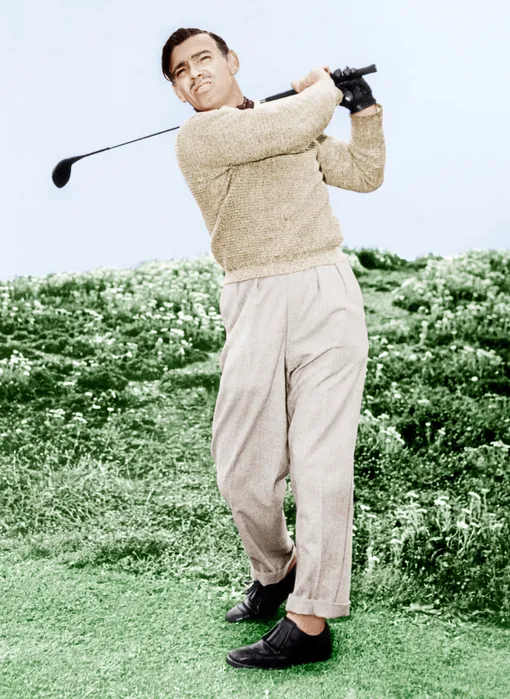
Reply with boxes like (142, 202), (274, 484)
(194, 81), (212, 93)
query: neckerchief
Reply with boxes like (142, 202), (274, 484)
(193, 95), (254, 113)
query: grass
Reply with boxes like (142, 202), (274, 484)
(1, 547), (510, 699)
(1, 248), (509, 696)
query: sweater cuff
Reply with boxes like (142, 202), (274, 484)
(349, 103), (383, 146)
(350, 103), (382, 117)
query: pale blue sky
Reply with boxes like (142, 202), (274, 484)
(1, 0), (508, 282)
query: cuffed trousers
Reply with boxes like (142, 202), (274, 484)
(211, 250), (369, 619)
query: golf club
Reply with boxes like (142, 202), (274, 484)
(51, 64), (377, 188)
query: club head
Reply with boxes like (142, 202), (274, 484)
(52, 155), (85, 188)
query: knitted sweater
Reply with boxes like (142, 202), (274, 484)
(175, 78), (385, 284)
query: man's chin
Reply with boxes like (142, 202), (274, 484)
(193, 93), (221, 111)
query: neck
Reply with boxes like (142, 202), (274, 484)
(193, 86), (249, 112)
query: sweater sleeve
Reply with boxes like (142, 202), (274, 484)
(175, 79), (344, 170)
(315, 104), (386, 192)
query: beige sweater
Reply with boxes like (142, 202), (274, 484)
(175, 78), (385, 285)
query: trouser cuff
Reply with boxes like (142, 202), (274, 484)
(285, 593), (350, 619)
(250, 542), (297, 586)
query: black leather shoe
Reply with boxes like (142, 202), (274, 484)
(226, 615), (332, 669)
(225, 564), (296, 623)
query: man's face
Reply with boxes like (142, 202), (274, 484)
(170, 34), (239, 111)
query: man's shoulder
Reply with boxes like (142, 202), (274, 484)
(177, 107), (221, 135)
(176, 104), (241, 145)
(175, 110), (226, 173)
(175, 112), (205, 148)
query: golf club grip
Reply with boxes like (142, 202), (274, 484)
(260, 88), (297, 103)
(260, 64), (377, 104)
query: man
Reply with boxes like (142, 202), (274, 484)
(163, 27), (385, 670)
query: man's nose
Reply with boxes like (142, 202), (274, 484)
(189, 65), (205, 79)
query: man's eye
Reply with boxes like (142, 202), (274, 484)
(176, 56), (209, 77)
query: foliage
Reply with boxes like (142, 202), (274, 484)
(1, 249), (509, 624)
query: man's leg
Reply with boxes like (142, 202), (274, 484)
(212, 275), (296, 585)
(284, 259), (369, 621)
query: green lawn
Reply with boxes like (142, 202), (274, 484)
(1, 250), (509, 697)
(1, 547), (509, 699)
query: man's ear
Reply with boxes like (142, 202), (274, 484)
(227, 50), (240, 77)
(172, 83), (188, 104)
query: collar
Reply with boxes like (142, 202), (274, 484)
(193, 95), (255, 113)
(235, 96), (255, 110)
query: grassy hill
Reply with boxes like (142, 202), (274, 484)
(1, 247), (509, 629)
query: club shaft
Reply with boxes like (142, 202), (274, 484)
(81, 64), (377, 155)
(53, 63), (377, 187)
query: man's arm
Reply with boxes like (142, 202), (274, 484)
(315, 104), (385, 192)
(175, 78), (344, 171)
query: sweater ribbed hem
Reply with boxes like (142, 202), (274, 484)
(222, 246), (347, 285)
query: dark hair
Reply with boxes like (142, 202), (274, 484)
(161, 28), (230, 85)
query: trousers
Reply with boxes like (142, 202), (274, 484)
(211, 250), (369, 619)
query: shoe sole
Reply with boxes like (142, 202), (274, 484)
(226, 652), (331, 670)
